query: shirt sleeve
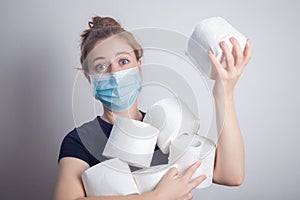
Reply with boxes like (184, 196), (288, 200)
(58, 128), (98, 167)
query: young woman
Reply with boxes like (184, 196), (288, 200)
(53, 16), (252, 200)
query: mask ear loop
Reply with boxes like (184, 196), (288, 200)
(71, 66), (92, 85)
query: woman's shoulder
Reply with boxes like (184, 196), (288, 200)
(58, 117), (105, 167)
(61, 117), (102, 144)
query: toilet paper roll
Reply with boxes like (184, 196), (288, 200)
(187, 17), (247, 79)
(143, 97), (200, 154)
(132, 163), (178, 194)
(81, 158), (139, 196)
(102, 116), (159, 168)
(169, 134), (216, 189)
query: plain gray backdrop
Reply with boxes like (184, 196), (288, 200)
(0, 0), (299, 199)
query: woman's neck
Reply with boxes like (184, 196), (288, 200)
(101, 101), (143, 124)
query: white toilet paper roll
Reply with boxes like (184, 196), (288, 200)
(82, 158), (139, 196)
(132, 164), (177, 194)
(143, 97), (200, 154)
(102, 116), (159, 168)
(187, 16), (247, 79)
(169, 134), (216, 189)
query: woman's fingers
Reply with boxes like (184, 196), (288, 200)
(182, 160), (201, 181)
(220, 41), (235, 70)
(165, 167), (179, 180)
(186, 191), (193, 200)
(243, 39), (252, 66)
(208, 50), (225, 76)
(188, 174), (207, 190)
(230, 37), (243, 67)
(208, 38), (251, 77)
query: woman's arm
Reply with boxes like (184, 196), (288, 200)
(208, 37), (252, 186)
(53, 157), (90, 200)
(53, 157), (206, 200)
(53, 157), (154, 200)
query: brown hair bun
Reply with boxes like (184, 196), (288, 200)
(88, 16), (121, 29)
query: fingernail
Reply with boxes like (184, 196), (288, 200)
(209, 50), (215, 55)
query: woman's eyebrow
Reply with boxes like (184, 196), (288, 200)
(92, 51), (132, 62)
(116, 51), (131, 56)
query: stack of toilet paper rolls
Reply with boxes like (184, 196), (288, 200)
(82, 97), (216, 196)
(82, 15), (247, 196)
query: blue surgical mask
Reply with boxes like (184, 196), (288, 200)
(89, 66), (142, 112)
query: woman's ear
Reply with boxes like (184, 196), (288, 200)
(84, 72), (91, 83)
(137, 58), (143, 81)
(137, 58), (142, 73)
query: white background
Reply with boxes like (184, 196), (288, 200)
(0, 0), (299, 199)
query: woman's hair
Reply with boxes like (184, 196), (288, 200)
(80, 16), (143, 72)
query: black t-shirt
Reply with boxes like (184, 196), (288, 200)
(58, 111), (167, 168)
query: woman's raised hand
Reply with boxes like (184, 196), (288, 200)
(208, 37), (252, 98)
(152, 161), (206, 200)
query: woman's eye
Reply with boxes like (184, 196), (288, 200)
(119, 59), (129, 65)
(95, 64), (107, 71)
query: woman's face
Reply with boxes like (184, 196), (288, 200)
(86, 35), (142, 75)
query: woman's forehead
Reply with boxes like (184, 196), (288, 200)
(89, 36), (134, 60)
